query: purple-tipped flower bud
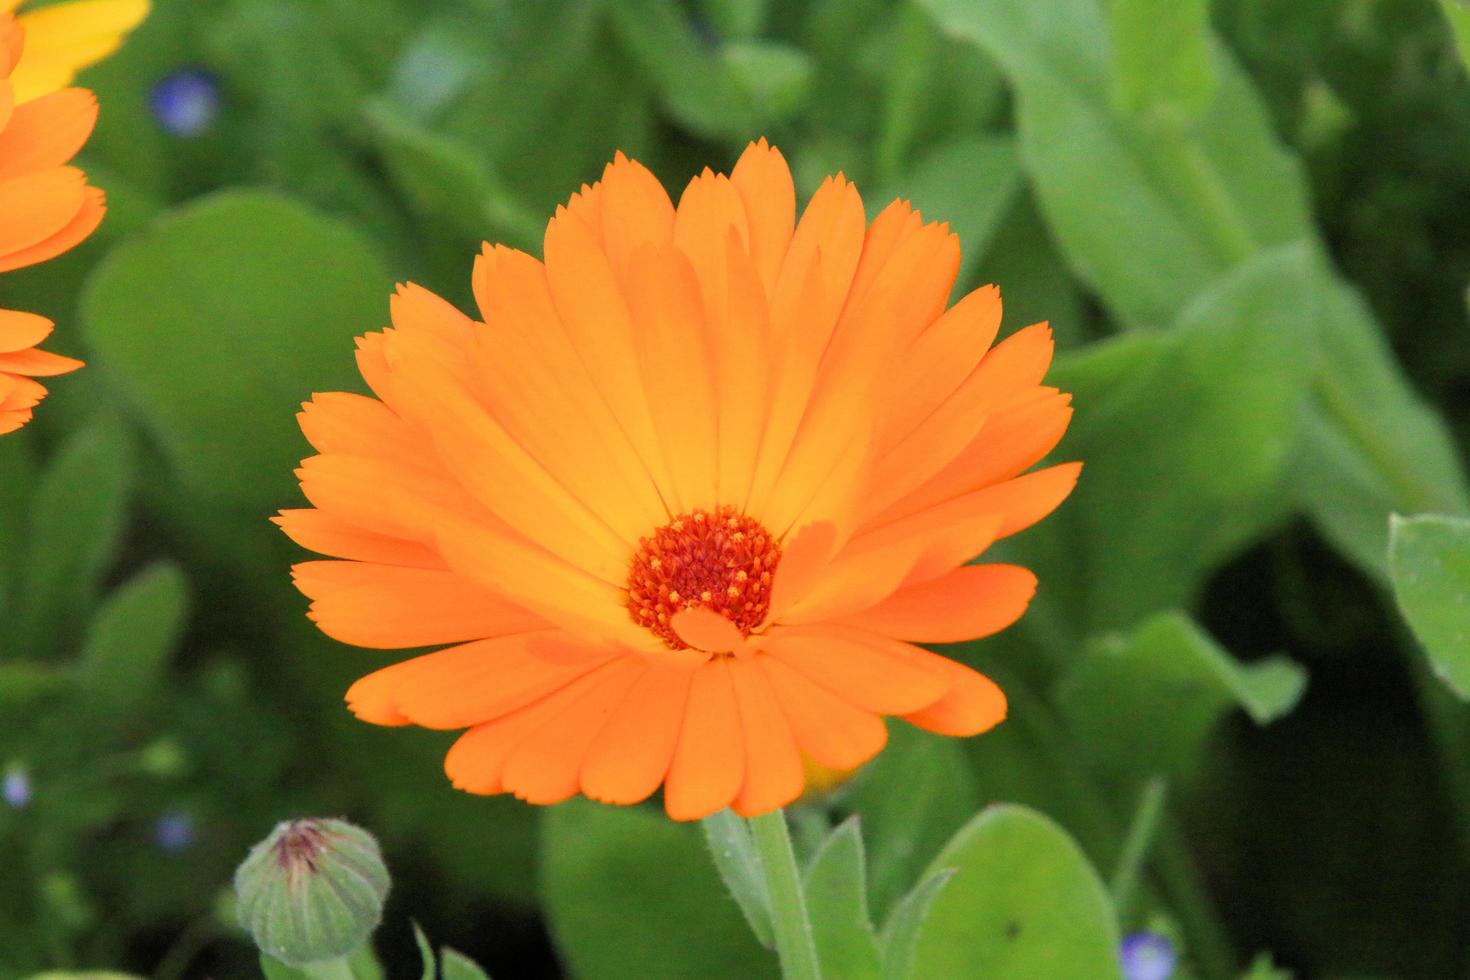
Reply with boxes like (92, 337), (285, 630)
(233, 817), (390, 966)
(1120, 932), (1177, 980)
(149, 68), (221, 138)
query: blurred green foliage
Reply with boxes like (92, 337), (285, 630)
(3, 0), (1470, 976)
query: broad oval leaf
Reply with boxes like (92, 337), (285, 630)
(80, 191), (391, 514)
(907, 804), (1121, 978)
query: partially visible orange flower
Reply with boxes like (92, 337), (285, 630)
(0, 13), (107, 432)
(280, 140), (1079, 821)
(3, 0), (150, 102)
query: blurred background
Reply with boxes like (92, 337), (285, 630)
(2, 0), (1469, 976)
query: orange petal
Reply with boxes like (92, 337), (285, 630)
(896, 389), (1073, 523)
(712, 236), (774, 507)
(297, 391), (437, 468)
(273, 508), (444, 567)
(443, 660), (626, 795)
(626, 242), (719, 509)
(0, 88), (96, 178)
(781, 513), (1003, 625)
(0, 346), (81, 376)
(759, 655), (888, 770)
(597, 151), (676, 286)
(0, 166), (84, 255)
(345, 632), (618, 731)
(746, 175), (866, 517)
(500, 657), (646, 804)
(429, 506), (647, 650)
(295, 453), (478, 545)
(762, 625), (950, 715)
(543, 199), (680, 510)
(0, 309), (52, 352)
(840, 564), (1037, 643)
(729, 138), (795, 295)
(664, 659), (744, 820)
(764, 521), (838, 624)
(581, 665), (693, 804)
(0, 372), (45, 411)
(469, 246), (668, 539)
(866, 322), (1055, 520)
(901, 654), (1008, 736)
(729, 656), (804, 816)
(881, 284), (1003, 446)
(671, 607), (746, 654)
(0, 182), (103, 272)
(292, 560), (546, 650)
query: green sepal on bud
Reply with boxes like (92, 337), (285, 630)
(233, 817), (390, 966)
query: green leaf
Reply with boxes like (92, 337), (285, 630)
(907, 805), (1121, 978)
(12, 418), (133, 660)
(722, 41), (815, 123)
(411, 923), (435, 980)
(1058, 612), (1307, 782)
(259, 955), (310, 980)
(607, 0), (808, 137)
(878, 868), (955, 980)
(919, 0), (1311, 328)
(439, 948), (492, 980)
(1239, 950), (1294, 979)
(1020, 245), (1312, 634)
(920, 0), (1470, 584)
(363, 105), (542, 252)
(803, 818), (881, 980)
(1439, 0), (1470, 71)
(1109, 0), (1215, 120)
(542, 800), (777, 980)
(1295, 280), (1470, 578)
(77, 563), (190, 716)
(81, 191), (391, 515)
(0, 435), (36, 612)
(1389, 514), (1470, 699)
(699, 0), (771, 39)
(701, 809), (775, 948)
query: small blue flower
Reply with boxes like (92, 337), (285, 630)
(155, 810), (196, 853)
(149, 69), (221, 138)
(1120, 932), (1177, 980)
(3, 767), (32, 809)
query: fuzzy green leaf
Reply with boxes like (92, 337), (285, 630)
(1390, 514), (1470, 699)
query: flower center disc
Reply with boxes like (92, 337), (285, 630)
(626, 507), (781, 649)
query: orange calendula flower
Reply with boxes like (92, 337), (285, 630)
(280, 141), (1079, 821)
(0, 12), (108, 433)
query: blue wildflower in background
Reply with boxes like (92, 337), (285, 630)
(1120, 932), (1177, 980)
(3, 767), (31, 809)
(155, 810), (195, 853)
(149, 68), (221, 138)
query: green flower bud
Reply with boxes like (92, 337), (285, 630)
(233, 817), (390, 966)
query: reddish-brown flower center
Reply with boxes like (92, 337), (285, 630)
(626, 507), (781, 649)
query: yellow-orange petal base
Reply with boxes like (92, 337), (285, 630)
(3, 0), (151, 103)
(280, 140), (1080, 821)
(0, 13), (100, 433)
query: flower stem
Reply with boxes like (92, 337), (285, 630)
(748, 809), (824, 980)
(1109, 776), (1167, 918)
